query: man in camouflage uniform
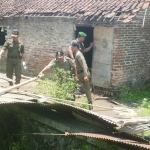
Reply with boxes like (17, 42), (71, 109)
(70, 41), (92, 105)
(0, 29), (26, 86)
(68, 32), (93, 59)
(38, 50), (77, 78)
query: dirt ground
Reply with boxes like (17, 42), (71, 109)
(0, 72), (136, 118)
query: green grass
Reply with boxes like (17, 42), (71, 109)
(118, 85), (150, 117)
(75, 98), (91, 110)
(134, 98), (150, 117)
(119, 86), (150, 103)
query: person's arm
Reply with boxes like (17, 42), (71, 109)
(68, 47), (74, 59)
(0, 40), (9, 59)
(74, 67), (79, 81)
(68, 58), (78, 80)
(84, 42), (94, 53)
(22, 53), (26, 62)
(39, 65), (51, 76)
(20, 44), (27, 66)
(77, 55), (89, 81)
(38, 59), (55, 77)
(0, 49), (5, 59)
(74, 67), (78, 77)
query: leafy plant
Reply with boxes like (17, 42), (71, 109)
(35, 68), (79, 100)
(11, 135), (29, 150)
(0, 108), (29, 150)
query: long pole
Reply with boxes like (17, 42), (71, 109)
(0, 77), (38, 95)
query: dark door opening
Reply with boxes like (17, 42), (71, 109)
(0, 27), (7, 45)
(75, 26), (94, 70)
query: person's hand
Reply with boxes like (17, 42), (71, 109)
(22, 61), (26, 66)
(84, 76), (89, 82)
(72, 59), (75, 63)
(38, 72), (44, 78)
(90, 42), (94, 48)
(74, 76), (79, 82)
(71, 58), (75, 63)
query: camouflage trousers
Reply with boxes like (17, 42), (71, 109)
(78, 71), (92, 104)
(6, 59), (21, 85)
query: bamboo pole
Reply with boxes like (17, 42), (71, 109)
(21, 75), (32, 80)
(46, 98), (130, 112)
(0, 76), (14, 82)
(9, 90), (130, 112)
(0, 77), (38, 95)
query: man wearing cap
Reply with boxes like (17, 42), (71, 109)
(38, 50), (77, 79)
(71, 41), (92, 105)
(0, 29), (26, 86)
(68, 32), (93, 60)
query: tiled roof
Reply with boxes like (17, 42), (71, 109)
(0, 0), (150, 22)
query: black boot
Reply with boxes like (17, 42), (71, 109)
(9, 81), (13, 86)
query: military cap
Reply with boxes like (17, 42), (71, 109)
(71, 40), (79, 49)
(56, 50), (64, 59)
(78, 32), (87, 37)
(12, 29), (19, 37)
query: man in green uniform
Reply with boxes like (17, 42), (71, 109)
(0, 29), (26, 86)
(38, 50), (77, 78)
(68, 32), (93, 59)
(70, 41), (92, 105)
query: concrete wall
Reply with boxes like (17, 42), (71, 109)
(0, 17), (75, 75)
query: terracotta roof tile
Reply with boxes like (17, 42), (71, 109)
(142, 2), (150, 9)
(0, 0), (149, 22)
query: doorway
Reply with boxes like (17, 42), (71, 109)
(75, 26), (94, 70)
(0, 27), (7, 45)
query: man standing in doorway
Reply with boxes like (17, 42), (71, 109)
(0, 29), (26, 86)
(68, 32), (93, 60)
(71, 41), (92, 105)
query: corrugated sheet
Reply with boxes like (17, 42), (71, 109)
(0, 82), (150, 149)
(66, 133), (150, 149)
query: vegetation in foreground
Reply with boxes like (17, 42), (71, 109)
(35, 68), (92, 109)
(35, 68), (79, 100)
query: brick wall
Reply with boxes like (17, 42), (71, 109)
(112, 8), (150, 92)
(0, 17), (75, 76)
